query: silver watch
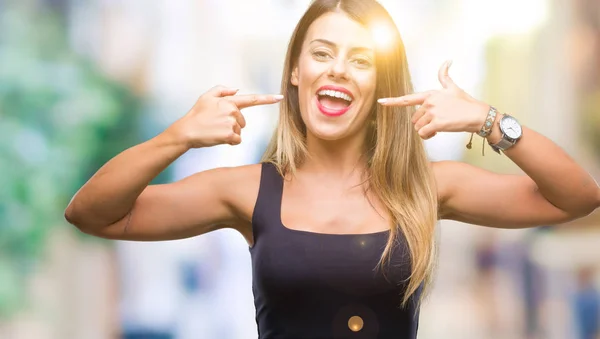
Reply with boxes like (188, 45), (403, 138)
(489, 114), (522, 154)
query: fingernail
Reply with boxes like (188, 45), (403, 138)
(377, 98), (387, 104)
(274, 94), (284, 100)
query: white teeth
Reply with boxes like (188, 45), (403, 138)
(317, 89), (352, 102)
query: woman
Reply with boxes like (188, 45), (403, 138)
(65, 0), (600, 338)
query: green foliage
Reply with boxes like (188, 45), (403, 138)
(0, 4), (143, 317)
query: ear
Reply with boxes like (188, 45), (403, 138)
(291, 66), (299, 86)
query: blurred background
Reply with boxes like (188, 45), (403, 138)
(1, 0), (599, 338)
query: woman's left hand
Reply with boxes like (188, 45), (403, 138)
(378, 60), (490, 140)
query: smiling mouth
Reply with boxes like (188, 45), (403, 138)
(316, 89), (354, 116)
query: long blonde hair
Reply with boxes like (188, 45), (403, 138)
(261, 0), (439, 308)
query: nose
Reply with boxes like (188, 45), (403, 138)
(327, 57), (349, 81)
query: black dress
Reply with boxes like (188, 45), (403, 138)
(249, 162), (421, 339)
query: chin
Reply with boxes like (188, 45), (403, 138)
(303, 112), (359, 142)
(308, 125), (350, 141)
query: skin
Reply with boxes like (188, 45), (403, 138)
(380, 61), (600, 227)
(286, 12), (389, 235)
(64, 12), (600, 247)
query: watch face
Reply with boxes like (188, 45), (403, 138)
(500, 116), (522, 139)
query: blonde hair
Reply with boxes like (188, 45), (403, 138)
(261, 0), (438, 308)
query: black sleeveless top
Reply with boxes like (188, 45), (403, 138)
(249, 162), (421, 339)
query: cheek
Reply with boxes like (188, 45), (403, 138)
(360, 73), (377, 100)
(297, 63), (323, 106)
(349, 67), (375, 94)
(298, 53), (330, 82)
(353, 73), (377, 124)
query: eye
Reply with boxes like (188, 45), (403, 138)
(312, 50), (332, 60)
(351, 57), (372, 68)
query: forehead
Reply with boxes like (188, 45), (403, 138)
(304, 11), (375, 50)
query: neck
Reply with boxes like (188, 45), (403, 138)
(300, 129), (369, 179)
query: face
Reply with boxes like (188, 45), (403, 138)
(291, 11), (377, 141)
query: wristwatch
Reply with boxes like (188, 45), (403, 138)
(489, 114), (523, 154)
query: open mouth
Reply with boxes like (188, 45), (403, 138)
(316, 88), (354, 116)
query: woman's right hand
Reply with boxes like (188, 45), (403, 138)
(166, 85), (283, 148)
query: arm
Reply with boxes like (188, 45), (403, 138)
(67, 161), (258, 241)
(435, 123), (600, 229)
(64, 85), (282, 240)
(379, 61), (599, 228)
(64, 132), (253, 241)
(65, 132), (186, 230)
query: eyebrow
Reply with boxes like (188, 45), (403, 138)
(309, 38), (374, 53)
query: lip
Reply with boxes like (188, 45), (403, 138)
(315, 85), (354, 117)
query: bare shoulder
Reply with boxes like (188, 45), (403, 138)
(183, 163), (263, 225)
(214, 163), (263, 244)
(429, 160), (460, 204)
(429, 160), (489, 218)
(214, 163), (263, 222)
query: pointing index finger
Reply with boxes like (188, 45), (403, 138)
(377, 91), (433, 106)
(227, 94), (284, 109)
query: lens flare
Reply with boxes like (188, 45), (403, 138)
(370, 22), (394, 48)
(348, 315), (364, 332)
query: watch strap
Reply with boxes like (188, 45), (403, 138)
(490, 137), (515, 154)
